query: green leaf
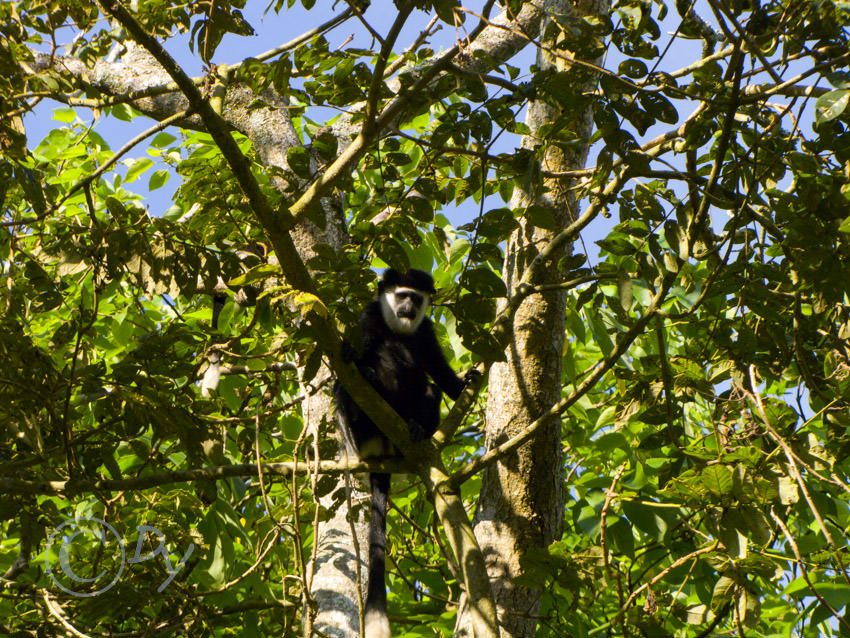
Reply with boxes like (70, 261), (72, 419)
(718, 509), (748, 558)
(596, 236), (636, 256)
(525, 205), (559, 230)
(150, 132), (177, 148)
(14, 166), (48, 215)
(810, 602), (834, 627)
(302, 347), (323, 384)
(53, 107), (76, 123)
(498, 178), (514, 203)
(681, 604), (712, 625)
(148, 169), (169, 191)
(617, 5), (641, 28)
(434, 0), (461, 24)
(638, 92), (678, 124)
(402, 196), (434, 222)
(595, 431), (627, 451)
(286, 146), (312, 178)
(585, 306), (614, 356)
(622, 499), (668, 540)
(559, 253), (587, 271)
(702, 465), (734, 495)
(455, 293), (496, 323)
(272, 56), (293, 94)
(619, 59), (647, 79)
(457, 321), (506, 361)
(460, 267), (507, 297)
(104, 196), (127, 218)
(198, 513), (227, 587)
(739, 506), (771, 546)
(475, 207), (519, 239)
(374, 238), (410, 271)
(123, 157), (154, 183)
(469, 242), (503, 264)
(737, 587), (760, 627)
(228, 264), (279, 286)
(815, 89), (850, 123)
(384, 152), (412, 166)
(784, 579), (850, 611)
(110, 103), (136, 121)
(618, 278), (633, 310)
(781, 575), (814, 597)
(608, 518), (635, 557)
(332, 57), (355, 84)
(777, 475), (799, 504)
(711, 575), (736, 612)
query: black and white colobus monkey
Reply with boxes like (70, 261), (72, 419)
(335, 268), (476, 638)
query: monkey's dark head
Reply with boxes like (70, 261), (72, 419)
(378, 268), (435, 335)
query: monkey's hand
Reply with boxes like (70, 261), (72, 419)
(463, 368), (482, 385)
(408, 420), (428, 443)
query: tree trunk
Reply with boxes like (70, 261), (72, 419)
(461, 1), (608, 636)
(305, 381), (370, 637)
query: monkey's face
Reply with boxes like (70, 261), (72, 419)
(381, 287), (430, 335)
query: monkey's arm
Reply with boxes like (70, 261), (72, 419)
(357, 301), (385, 354)
(420, 319), (466, 400)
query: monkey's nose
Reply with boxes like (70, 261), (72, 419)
(397, 307), (417, 318)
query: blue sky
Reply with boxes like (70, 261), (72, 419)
(26, 2), (527, 225)
(22, 1), (772, 264)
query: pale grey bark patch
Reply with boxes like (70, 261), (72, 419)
(311, 483), (370, 638)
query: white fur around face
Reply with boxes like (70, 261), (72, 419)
(380, 287), (429, 335)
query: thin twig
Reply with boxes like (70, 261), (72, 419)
(363, 2), (414, 130)
(253, 8), (354, 64)
(706, 0), (783, 85)
(748, 365), (850, 588)
(616, 542), (719, 626)
(600, 462), (628, 636)
(56, 109), (190, 212)
(770, 508), (850, 632)
(384, 14), (440, 78)
(42, 592), (93, 638)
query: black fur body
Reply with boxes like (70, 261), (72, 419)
(342, 299), (465, 450)
(334, 269), (467, 638)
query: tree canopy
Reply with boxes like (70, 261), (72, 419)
(3, 0), (850, 637)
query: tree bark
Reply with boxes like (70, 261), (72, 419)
(460, 1), (608, 636)
(303, 382), (371, 638)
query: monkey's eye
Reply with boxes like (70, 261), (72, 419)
(397, 291), (423, 304)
